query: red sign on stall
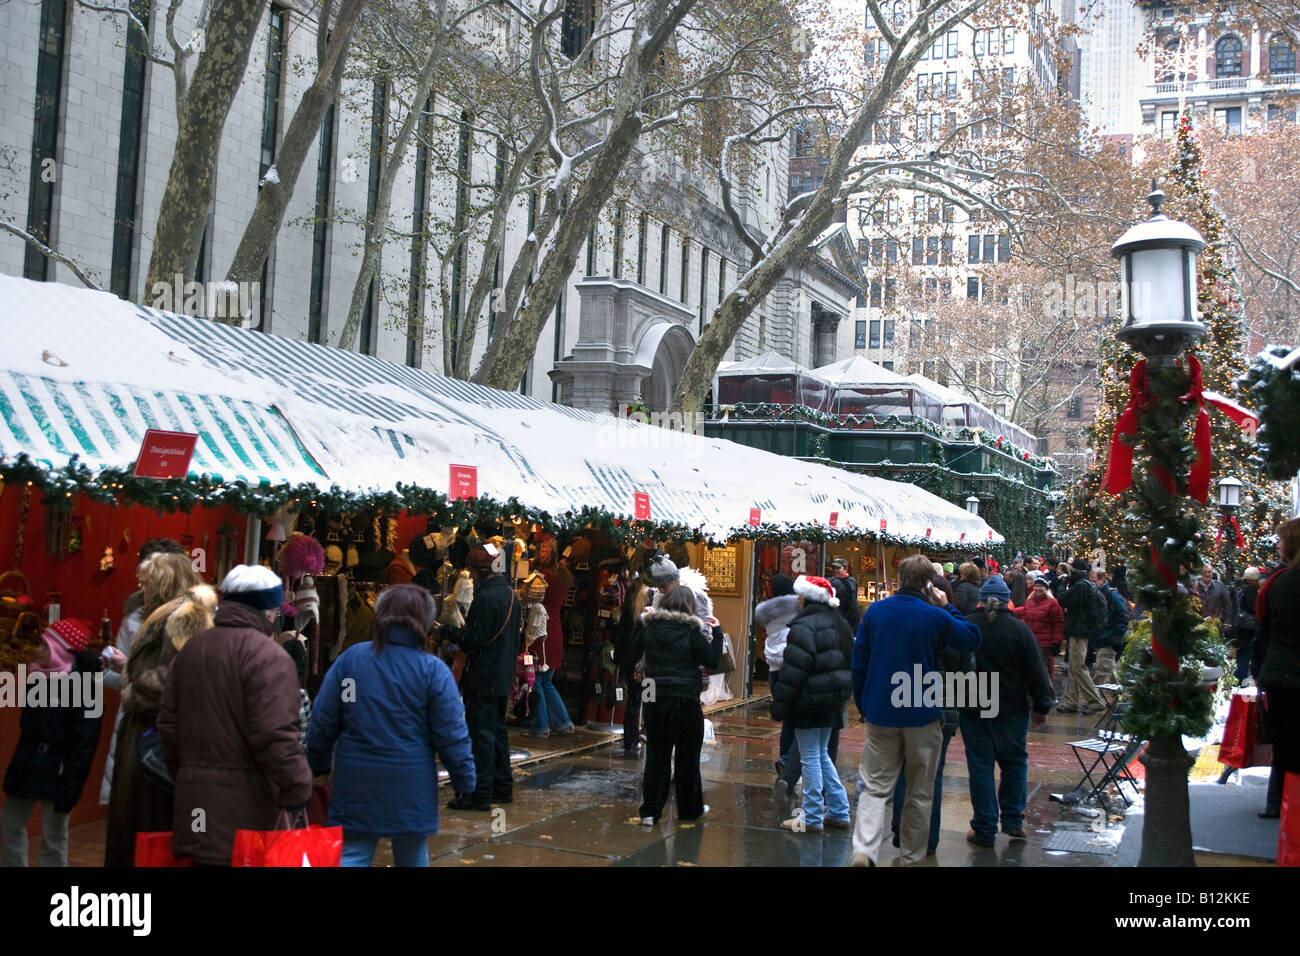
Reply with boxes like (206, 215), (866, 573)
(960, 532), (967, 541)
(634, 492), (651, 521)
(879, 519), (887, 532)
(829, 511), (839, 529)
(133, 429), (198, 480)
(749, 507), (762, 526)
(925, 528), (932, 538)
(988, 529), (994, 540)
(449, 464), (478, 501)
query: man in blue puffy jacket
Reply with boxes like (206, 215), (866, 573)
(851, 555), (981, 867)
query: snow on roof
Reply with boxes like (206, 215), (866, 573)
(717, 351), (818, 376)
(0, 275), (1002, 545)
(813, 355), (911, 386)
(906, 373), (1038, 452)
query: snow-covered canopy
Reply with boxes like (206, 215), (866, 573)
(715, 351), (830, 411)
(814, 357), (942, 421)
(0, 276), (1001, 546)
(905, 373), (1037, 452)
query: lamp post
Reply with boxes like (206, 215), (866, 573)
(965, 495), (980, 515)
(1217, 476), (1242, 586)
(1111, 182), (1207, 868)
(1045, 513), (1056, 551)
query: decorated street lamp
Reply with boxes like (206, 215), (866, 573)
(1217, 475), (1243, 585)
(965, 495), (980, 515)
(1105, 183), (1209, 867)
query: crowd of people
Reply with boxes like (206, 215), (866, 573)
(1, 514), (1296, 867)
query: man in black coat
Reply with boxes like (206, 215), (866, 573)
(449, 545), (522, 811)
(959, 575), (1055, 845)
(831, 558), (861, 630)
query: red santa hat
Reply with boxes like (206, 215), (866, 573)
(794, 575), (839, 608)
(45, 618), (92, 652)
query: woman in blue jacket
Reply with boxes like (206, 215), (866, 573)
(307, 584), (476, 867)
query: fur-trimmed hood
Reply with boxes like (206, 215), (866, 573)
(166, 585), (219, 652)
(642, 607), (711, 635)
(754, 594), (800, 632)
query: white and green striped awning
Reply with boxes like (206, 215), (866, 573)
(0, 275), (1002, 545)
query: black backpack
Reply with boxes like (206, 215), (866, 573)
(1078, 579), (1109, 637)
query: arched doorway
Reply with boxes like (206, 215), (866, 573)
(635, 320), (695, 412)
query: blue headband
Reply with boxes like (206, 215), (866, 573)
(221, 585), (284, 611)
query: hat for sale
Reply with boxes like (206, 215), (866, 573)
(979, 575), (1011, 602)
(45, 618), (92, 653)
(794, 575), (839, 608)
(220, 564), (285, 611)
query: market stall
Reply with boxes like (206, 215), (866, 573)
(0, 275), (1004, 822)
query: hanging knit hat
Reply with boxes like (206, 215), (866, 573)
(793, 575), (839, 608)
(220, 564), (284, 611)
(279, 532), (325, 579)
(45, 618), (92, 653)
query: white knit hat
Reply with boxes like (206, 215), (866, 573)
(793, 575), (839, 608)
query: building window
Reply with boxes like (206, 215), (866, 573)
(612, 204), (624, 279)
(974, 29), (984, 57)
(967, 276), (979, 299)
(912, 238), (924, 264)
(1215, 36), (1242, 78)
(1003, 27), (1014, 54)
(658, 223), (669, 295)
(997, 235), (1010, 262)
(946, 71), (957, 98)
(260, 7), (286, 175)
(407, 98), (431, 367)
(869, 319), (881, 347)
(1161, 111), (1177, 138)
(887, 238), (898, 263)
(1214, 106), (1242, 134)
(1067, 396), (1083, 419)
(872, 238), (884, 265)
(110, 0), (149, 300)
(636, 212), (647, 285)
(884, 277), (896, 308)
(870, 280), (881, 308)
(1270, 34), (1297, 74)
(855, 320), (866, 349)
(882, 360), (894, 371)
(699, 247), (709, 331)
(883, 319), (895, 346)
(680, 237), (690, 302)
(1001, 66), (1014, 86)
(982, 234), (995, 263)
(968, 235), (979, 264)
(360, 80), (387, 356)
(947, 30), (958, 57)
(941, 236), (953, 265)
(926, 237), (938, 264)
(561, 0), (595, 60)
(307, 105), (335, 344)
(24, 0), (67, 280)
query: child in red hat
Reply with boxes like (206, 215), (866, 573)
(1, 619), (104, 866)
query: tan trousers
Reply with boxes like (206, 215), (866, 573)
(1061, 636), (1105, 710)
(1092, 647), (1117, 687)
(852, 719), (942, 867)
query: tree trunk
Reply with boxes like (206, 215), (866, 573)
(224, 0), (364, 290)
(335, 4), (448, 352)
(471, 0), (697, 390)
(145, 0), (271, 292)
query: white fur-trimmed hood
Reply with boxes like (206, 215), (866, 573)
(642, 608), (711, 635)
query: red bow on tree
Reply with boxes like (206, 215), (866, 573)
(1215, 515), (1245, 548)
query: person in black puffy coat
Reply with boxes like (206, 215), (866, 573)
(1, 620), (104, 867)
(635, 585), (723, 824)
(771, 576), (853, 833)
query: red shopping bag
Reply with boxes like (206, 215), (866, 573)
(231, 823), (343, 867)
(134, 831), (193, 867)
(1279, 773), (1300, 867)
(1219, 693), (1268, 768)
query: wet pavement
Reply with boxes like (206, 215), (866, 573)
(406, 698), (1143, 868)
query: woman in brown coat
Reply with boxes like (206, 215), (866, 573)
(159, 565), (312, 866)
(103, 554), (210, 866)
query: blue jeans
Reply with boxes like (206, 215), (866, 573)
(792, 726), (849, 828)
(341, 832), (430, 867)
(891, 729), (953, 854)
(528, 668), (573, 732)
(960, 710), (1030, 839)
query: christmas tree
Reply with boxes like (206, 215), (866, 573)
(1061, 112), (1289, 571)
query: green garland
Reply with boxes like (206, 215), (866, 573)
(1117, 362), (1221, 740)
(712, 403), (1057, 471)
(1241, 346), (1300, 481)
(0, 452), (987, 553)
